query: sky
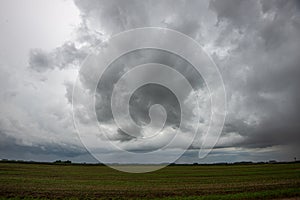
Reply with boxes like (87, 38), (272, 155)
(0, 0), (299, 164)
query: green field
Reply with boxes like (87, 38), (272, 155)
(0, 162), (299, 199)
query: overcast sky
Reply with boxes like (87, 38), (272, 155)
(0, 0), (299, 164)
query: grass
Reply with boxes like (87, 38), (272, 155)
(0, 162), (299, 199)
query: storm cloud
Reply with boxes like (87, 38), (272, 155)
(1, 0), (300, 163)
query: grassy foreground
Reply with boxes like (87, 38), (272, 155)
(0, 162), (299, 199)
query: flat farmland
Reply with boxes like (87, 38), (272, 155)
(0, 162), (299, 199)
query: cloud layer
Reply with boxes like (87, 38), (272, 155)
(1, 0), (299, 163)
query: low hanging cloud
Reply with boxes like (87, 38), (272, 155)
(72, 0), (300, 153)
(1, 0), (299, 162)
(209, 0), (300, 151)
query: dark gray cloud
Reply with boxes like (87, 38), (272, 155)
(29, 49), (54, 72)
(209, 0), (261, 28)
(94, 49), (204, 121)
(29, 42), (88, 72)
(209, 0), (300, 153)
(73, 0), (207, 37)
(0, 130), (90, 161)
(90, 49), (206, 144)
(1, 0), (300, 163)
(71, 0), (300, 156)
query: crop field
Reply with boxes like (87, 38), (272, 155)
(0, 162), (299, 199)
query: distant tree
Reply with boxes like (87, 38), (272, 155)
(54, 160), (72, 164)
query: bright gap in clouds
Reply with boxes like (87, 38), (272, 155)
(0, 0), (81, 51)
